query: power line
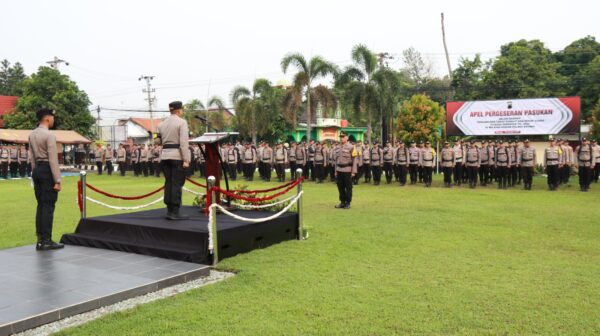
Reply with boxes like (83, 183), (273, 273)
(138, 75), (156, 133)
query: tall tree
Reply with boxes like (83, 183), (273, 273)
(451, 54), (490, 101)
(4, 67), (95, 138)
(590, 99), (600, 140)
(395, 94), (445, 144)
(281, 53), (337, 143)
(231, 78), (280, 144)
(0, 59), (28, 96)
(183, 96), (225, 135)
(401, 47), (434, 89)
(336, 44), (401, 143)
(483, 39), (567, 99)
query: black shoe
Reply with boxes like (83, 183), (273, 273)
(343, 203), (351, 209)
(37, 240), (64, 251)
(168, 210), (190, 220)
(335, 203), (346, 209)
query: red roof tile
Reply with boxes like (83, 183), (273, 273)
(0, 96), (18, 128)
(130, 118), (164, 133)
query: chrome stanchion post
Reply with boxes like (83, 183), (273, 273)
(296, 168), (303, 240)
(208, 176), (218, 265)
(80, 170), (87, 219)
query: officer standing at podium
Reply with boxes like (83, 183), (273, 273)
(158, 101), (190, 220)
(29, 108), (64, 250)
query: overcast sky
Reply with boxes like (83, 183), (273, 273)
(2, 0), (598, 124)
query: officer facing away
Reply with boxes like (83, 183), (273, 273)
(157, 101), (191, 220)
(29, 108), (64, 250)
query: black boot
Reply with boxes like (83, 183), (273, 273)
(343, 203), (351, 209)
(168, 207), (190, 220)
(37, 238), (64, 251)
(35, 234), (43, 250)
(335, 202), (346, 209)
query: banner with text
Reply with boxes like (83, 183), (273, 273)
(446, 97), (580, 136)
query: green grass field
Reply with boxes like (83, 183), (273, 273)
(1, 173), (599, 335)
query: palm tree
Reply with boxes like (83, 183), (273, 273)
(281, 53), (337, 143)
(183, 96), (225, 135)
(231, 78), (275, 145)
(336, 44), (401, 143)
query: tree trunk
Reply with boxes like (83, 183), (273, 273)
(381, 115), (388, 144)
(251, 105), (257, 145)
(367, 111), (372, 144)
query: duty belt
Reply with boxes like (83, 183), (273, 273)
(410, 160), (419, 163)
(522, 158), (533, 161)
(547, 158), (558, 161)
(579, 159), (591, 162)
(337, 163), (351, 167)
(497, 160), (507, 163)
(467, 160), (478, 163)
(423, 159), (433, 161)
(163, 144), (180, 149)
(442, 159), (453, 162)
(397, 160), (407, 163)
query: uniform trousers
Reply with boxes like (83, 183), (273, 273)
(1, 162), (10, 178)
(579, 166), (592, 189)
(315, 163), (325, 182)
(521, 166), (534, 187)
(383, 162), (393, 183)
(106, 161), (113, 176)
(496, 166), (509, 188)
(409, 164), (418, 183)
(453, 163), (463, 185)
(289, 161), (297, 180)
(32, 163), (58, 240)
(10, 162), (19, 177)
(397, 164), (408, 185)
(243, 163), (255, 180)
(275, 162), (285, 181)
(546, 165), (559, 188)
(467, 165), (479, 186)
(154, 162), (161, 177)
(96, 161), (103, 175)
(228, 163), (237, 180)
(141, 162), (149, 177)
(423, 166), (433, 185)
(336, 171), (353, 204)
(371, 165), (382, 183)
(479, 165), (489, 185)
(19, 162), (28, 177)
(442, 166), (453, 185)
(148, 160), (155, 176)
(161, 160), (186, 210)
(262, 162), (272, 181)
(509, 166), (518, 186)
(361, 163), (371, 182)
(118, 161), (126, 176)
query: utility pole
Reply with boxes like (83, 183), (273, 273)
(96, 106), (102, 139)
(377, 52), (394, 144)
(46, 56), (69, 71)
(138, 75), (156, 136)
(441, 13), (453, 81)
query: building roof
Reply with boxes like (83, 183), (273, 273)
(0, 129), (91, 144)
(0, 96), (19, 128)
(129, 118), (165, 133)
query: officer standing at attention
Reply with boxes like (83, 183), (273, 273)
(226, 143), (239, 181)
(105, 144), (114, 176)
(334, 133), (358, 209)
(479, 140), (490, 186)
(382, 141), (394, 184)
(274, 142), (288, 182)
(408, 140), (421, 184)
(452, 139), (464, 186)
(29, 108), (64, 250)
(575, 138), (596, 192)
(592, 139), (600, 183)
(420, 141), (436, 187)
(361, 141), (371, 183)
(94, 143), (104, 175)
(117, 144), (127, 176)
(18, 145), (29, 178)
(0, 144), (9, 179)
(544, 139), (562, 191)
(440, 141), (455, 187)
(369, 142), (383, 185)
(518, 139), (536, 190)
(465, 140), (481, 188)
(157, 101), (191, 220)
(495, 140), (511, 189)
(395, 141), (410, 186)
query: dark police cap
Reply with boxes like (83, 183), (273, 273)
(36, 108), (55, 121)
(582, 137), (589, 141)
(168, 101), (183, 110)
(469, 140), (475, 144)
(339, 132), (348, 138)
(410, 140), (415, 144)
(398, 140), (404, 144)
(425, 141), (431, 144)
(364, 141), (369, 145)
(524, 139), (530, 143)
(444, 141), (449, 145)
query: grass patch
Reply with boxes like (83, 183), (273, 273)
(1, 174), (599, 335)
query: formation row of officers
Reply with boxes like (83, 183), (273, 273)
(90, 137), (600, 192)
(0, 144), (32, 179)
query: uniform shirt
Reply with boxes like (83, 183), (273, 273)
(307, 144), (315, 162)
(153, 147), (162, 163)
(261, 147), (273, 164)
(370, 147), (383, 167)
(28, 126), (61, 184)
(420, 147), (436, 167)
(507, 146), (517, 166)
(131, 148), (139, 163)
(314, 147), (327, 165)
(243, 147), (257, 163)
(452, 145), (464, 163)
(592, 144), (600, 162)
(408, 147), (421, 164)
(518, 147), (536, 167)
(465, 146), (481, 167)
(383, 147), (394, 163)
(117, 148), (126, 162)
(139, 148), (148, 162)
(480, 146), (490, 165)
(94, 148), (104, 162)
(395, 147), (409, 166)
(488, 146), (496, 165)
(274, 147), (287, 164)
(9, 148), (18, 161)
(158, 114), (191, 162)
(543, 146), (562, 167)
(105, 148), (113, 161)
(288, 146), (297, 162)
(495, 147), (511, 167)
(361, 146), (371, 164)
(0, 148), (8, 162)
(226, 147), (239, 164)
(575, 145), (596, 167)
(295, 146), (306, 165)
(18, 148), (28, 164)
(440, 148), (455, 167)
(334, 142), (358, 174)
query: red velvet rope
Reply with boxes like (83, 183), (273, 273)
(86, 183), (165, 200)
(227, 179), (299, 194)
(77, 181), (83, 213)
(212, 178), (302, 203)
(185, 178), (207, 188)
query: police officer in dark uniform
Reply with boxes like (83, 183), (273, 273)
(29, 108), (64, 250)
(334, 132), (358, 209)
(158, 101), (191, 220)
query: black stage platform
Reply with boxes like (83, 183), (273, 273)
(0, 245), (209, 336)
(61, 206), (299, 264)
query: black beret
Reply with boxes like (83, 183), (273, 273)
(169, 101), (183, 110)
(582, 137), (588, 141)
(444, 141), (449, 145)
(524, 139), (530, 143)
(36, 108), (55, 121)
(398, 141), (404, 144)
(339, 132), (348, 138)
